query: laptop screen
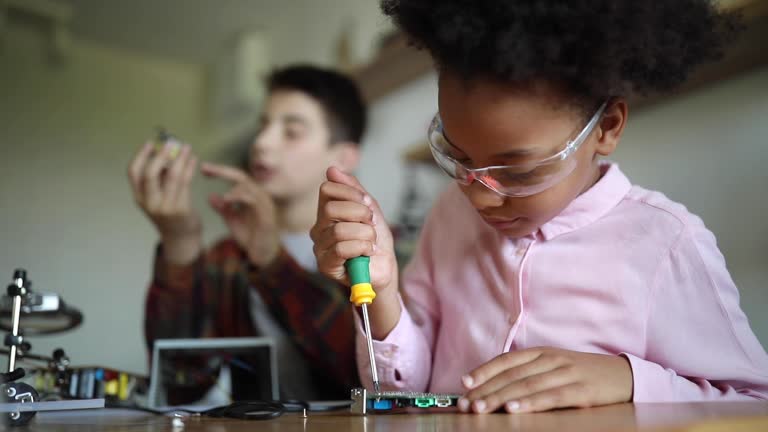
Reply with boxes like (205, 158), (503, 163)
(148, 337), (277, 408)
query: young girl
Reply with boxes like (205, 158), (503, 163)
(311, 0), (768, 413)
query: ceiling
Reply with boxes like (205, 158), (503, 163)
(53, 0), (390, 66)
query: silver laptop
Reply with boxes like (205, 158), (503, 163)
(147, 337), (278, 408)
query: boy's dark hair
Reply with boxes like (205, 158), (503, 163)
(266, 65), (367, 145)
(382, 0), (741, 111)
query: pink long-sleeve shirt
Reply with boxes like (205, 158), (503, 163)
(356, 162), (768, 401)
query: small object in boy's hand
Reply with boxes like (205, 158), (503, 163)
(154, 127), (182, 159)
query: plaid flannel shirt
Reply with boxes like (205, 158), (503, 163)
(144, 238), (359, 403)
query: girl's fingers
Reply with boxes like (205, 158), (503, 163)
(312, 222), (377, 253)
(463, 350), (544, 390)
(504, 382), (589, 414)
(316, 239), (376, 263)
(314, 201), (374, 236)
(325, 166), (368, 193)
(464, 353), (564, 402)
(470, 366), (576, 414)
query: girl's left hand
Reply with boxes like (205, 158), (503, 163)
(459, 347), (633, 413)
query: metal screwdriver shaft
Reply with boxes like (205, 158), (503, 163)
(346, 256), (380, 393)
(360, 303), (380, 393)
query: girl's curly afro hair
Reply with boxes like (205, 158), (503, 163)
(382, 0), (741, 105)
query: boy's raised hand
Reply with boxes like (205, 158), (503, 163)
(458, 347), (633, 414)
(311, 167), (399, 302)
(128, 141), (202, 265)
(201, 162), (280, 267)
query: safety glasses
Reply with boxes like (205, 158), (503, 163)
(428, 101), (607, 197)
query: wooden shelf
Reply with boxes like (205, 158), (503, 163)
(351, 33), (432, 102)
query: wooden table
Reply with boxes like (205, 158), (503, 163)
(23, 402), (768, 431)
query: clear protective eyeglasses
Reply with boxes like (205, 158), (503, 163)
(428, 101), (607, 197)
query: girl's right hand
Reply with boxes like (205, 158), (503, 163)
(128, 140), (202, 264)
(311, 167), (399, 301)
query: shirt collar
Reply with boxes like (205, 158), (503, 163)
(538, 161), (632, 241)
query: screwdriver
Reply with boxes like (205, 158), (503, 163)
(345, 256), (381, 394)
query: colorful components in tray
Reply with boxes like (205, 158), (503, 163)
(24, 367), (147, 403)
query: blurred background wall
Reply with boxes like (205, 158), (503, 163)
(0, 0), (766, 374)
(0, 0), (390, 373)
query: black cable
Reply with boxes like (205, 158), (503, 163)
(280, 399), (309, 412)
(203, 401), (285, 420)
(284, 399), (353, 412)
(105, 398), (352, 420)
(105, 400), (285, 420)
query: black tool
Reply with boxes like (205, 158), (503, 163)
(1, 269), (40, 427)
